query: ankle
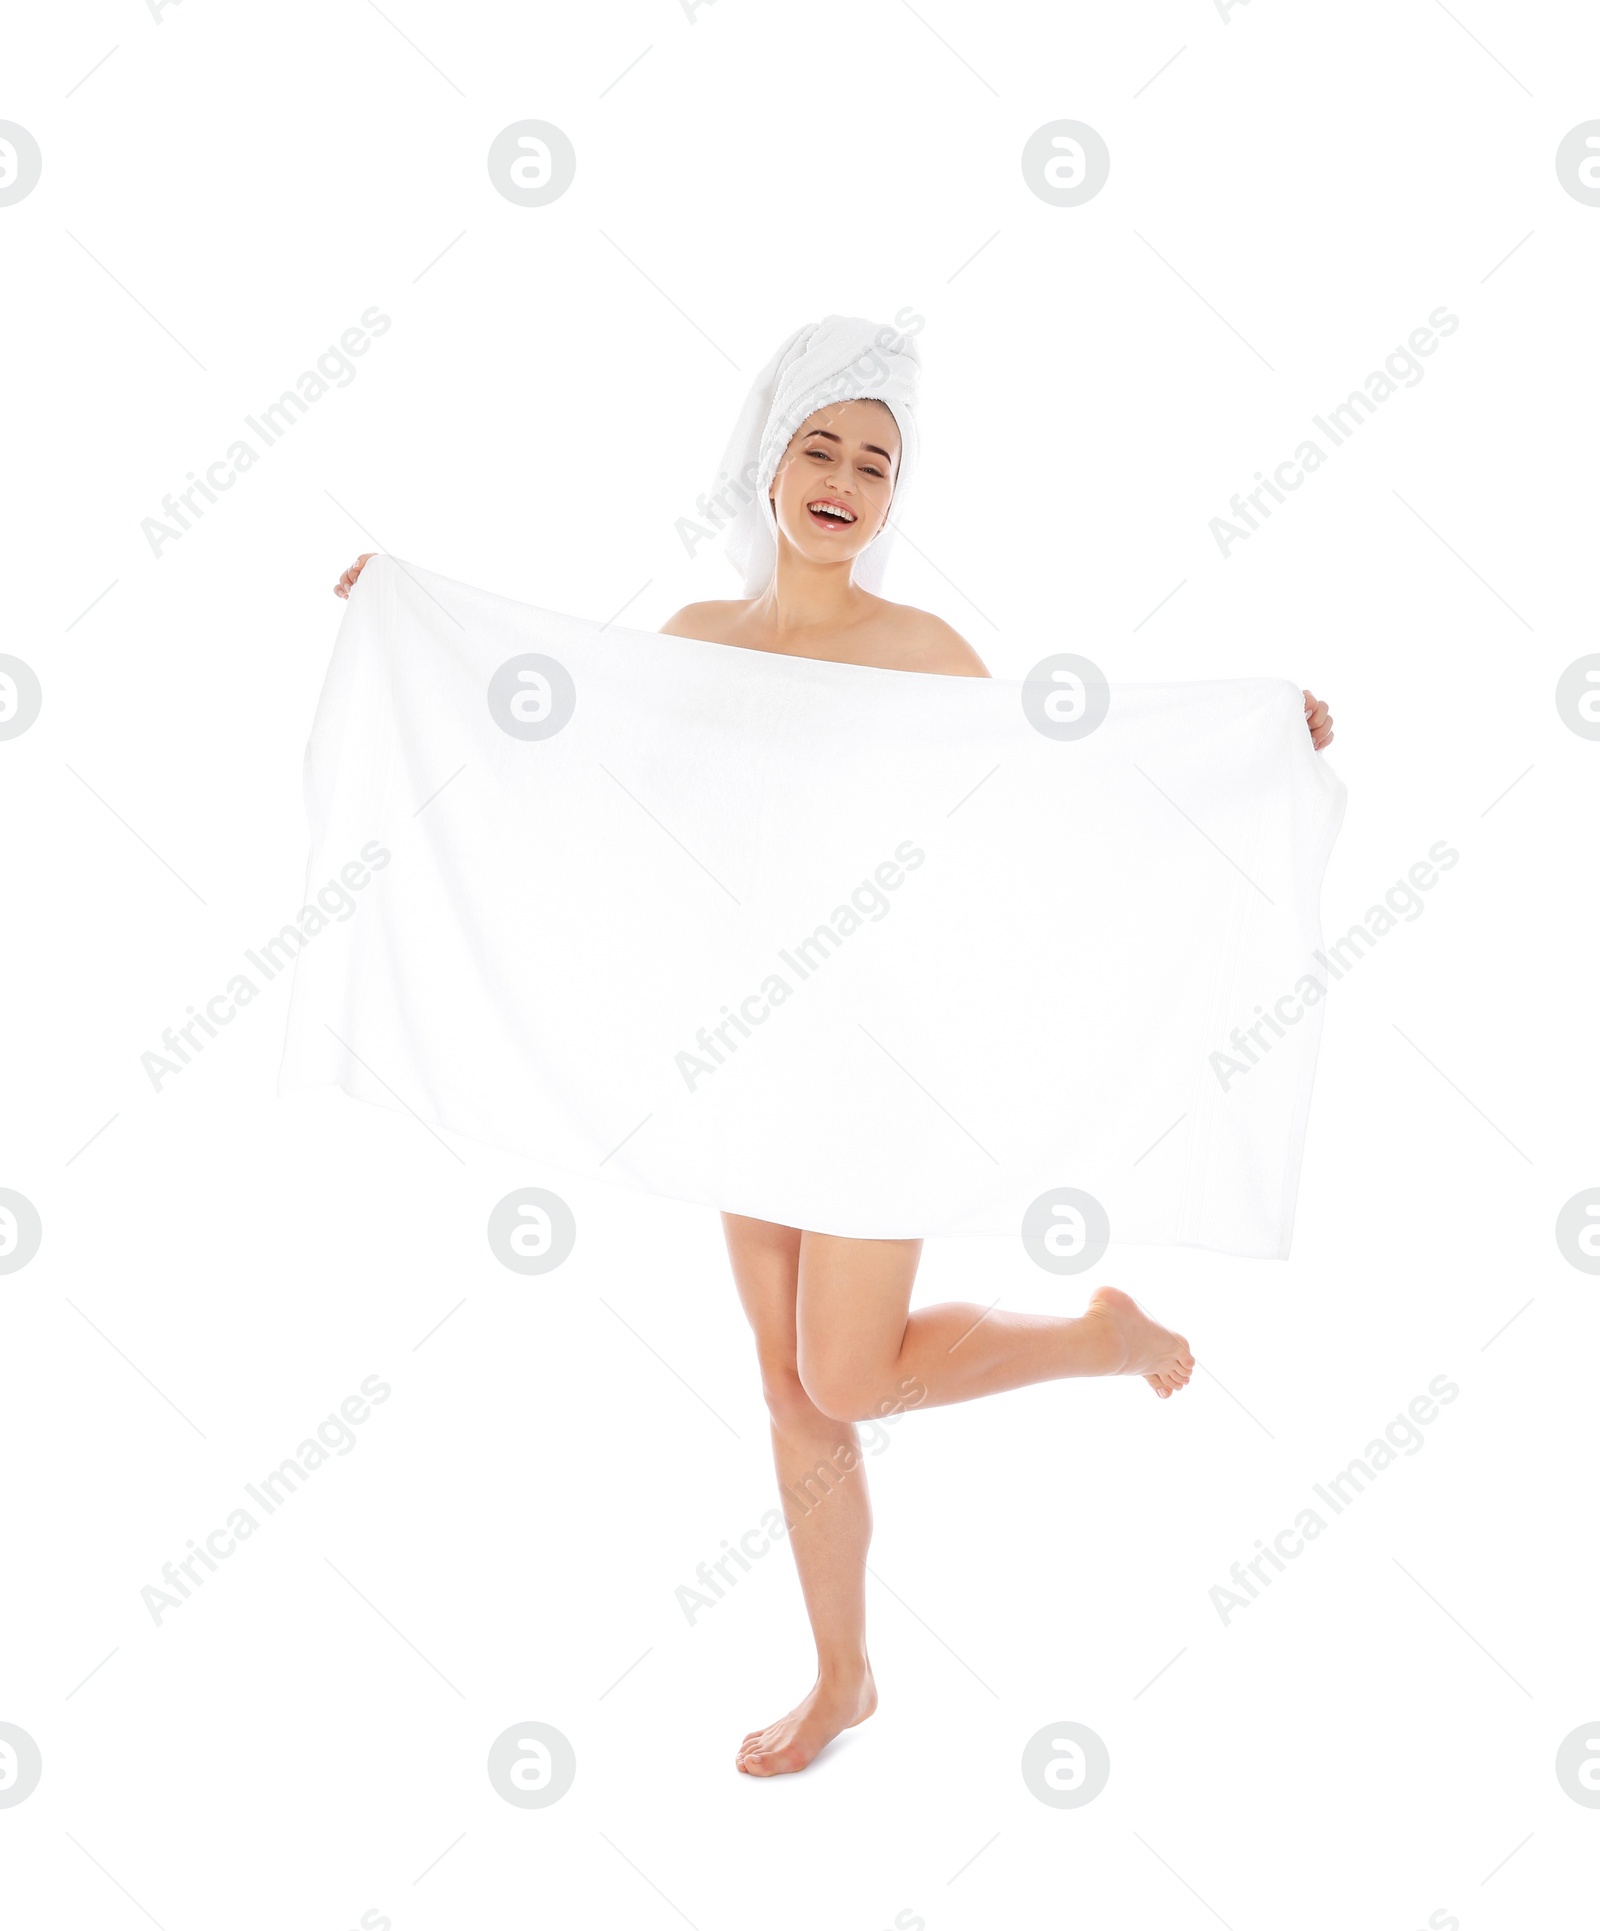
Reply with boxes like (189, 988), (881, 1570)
(1079, 1301), (1129, 1374)
(815, 1651), (872, 1689)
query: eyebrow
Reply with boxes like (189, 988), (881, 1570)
(803, 427), (896, 464)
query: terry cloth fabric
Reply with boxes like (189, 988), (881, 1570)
(715, 313), (922, 597)
(279, 558), (1346, 1256)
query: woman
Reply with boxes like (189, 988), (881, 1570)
(334, 316), (1334, 1779)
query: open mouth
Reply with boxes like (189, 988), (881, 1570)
(806, 499), (857, 531)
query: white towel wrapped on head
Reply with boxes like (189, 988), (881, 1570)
(715, 313), (923, 597)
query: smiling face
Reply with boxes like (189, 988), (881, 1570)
(767, 397), (901, 576)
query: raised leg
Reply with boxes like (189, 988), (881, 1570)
(719, 1215), (1195, 1777)
(720, 1211), (880, 1776)
(794, 1232), (1194, 1422)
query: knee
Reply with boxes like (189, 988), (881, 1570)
(761, 1349), (871, 1426)
(794, 1356), (882, 1425)
(760, 1362), (833, 1432)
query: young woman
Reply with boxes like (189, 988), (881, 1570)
(334, 323), (1334, 1780)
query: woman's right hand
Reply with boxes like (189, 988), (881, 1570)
(333, 553), (376, 599)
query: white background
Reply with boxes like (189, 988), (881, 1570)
(3, 2), (1597, 1926)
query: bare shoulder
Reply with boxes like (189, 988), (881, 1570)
(890, 603), (990, 679)
(658, 599), (745, 642)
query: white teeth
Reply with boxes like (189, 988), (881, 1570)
(808, 501), (855, 521)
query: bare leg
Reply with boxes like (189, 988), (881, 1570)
(719, 1217), (1194, 1776)
(795, 1234), (1194, 1423)
(721, 1212), (878, 1777)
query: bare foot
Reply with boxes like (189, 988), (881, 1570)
(735, 1667), (877, 1777)
(1083, 1286), (1194, 1398)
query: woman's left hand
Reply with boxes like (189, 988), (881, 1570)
(1304, 690), (1334, 752)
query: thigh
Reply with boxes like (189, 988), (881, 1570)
(720, 1212), (804, 1377)
(795, 1232), (923, 1397)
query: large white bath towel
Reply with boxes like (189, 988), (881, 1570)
(279, 559), (1345, 1255)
